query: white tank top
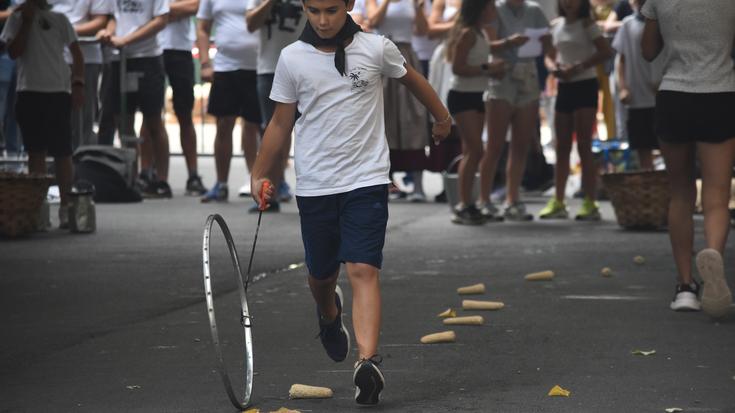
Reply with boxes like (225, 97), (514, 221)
(449, 30), (491, 92)
(374, 0), (416, 44)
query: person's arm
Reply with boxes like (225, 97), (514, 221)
(489, 33), (528, 53)
(250, 102), (297, 207)
(603, 10), (623, 34)
(412, 0), (428, 36)
(69, 41), (85, 109)
(397, 64), (451, 143)
(366, 0), (390, 29)
(427, 0), (454, 39)
(110, 13), (168, 48)
(616, 52), (631, 103)
(641, 18), (663, 62)
(246, 0), (276, 32)
(74, 14), (109, 36)
(452, 29), (504, 78)
(169, 0), (199, 20)
(195, 18), (213, 81)
(0, 6), (15, 22)
(557, 21), (614, 80)
(7, 6), (35, 59)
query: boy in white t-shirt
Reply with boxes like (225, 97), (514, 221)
(49, 0), (113, 149)
(0, 0), (84, 228)
(250, 0), (451, 404)
(98, 0), (172, 198)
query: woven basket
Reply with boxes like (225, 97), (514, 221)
(601, 170), (670, 230)
(0, 172), (53, 237)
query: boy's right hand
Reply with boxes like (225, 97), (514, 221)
(251, 178), (274, 211)
(506, 34), (529, 47)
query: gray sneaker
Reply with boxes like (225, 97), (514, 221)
(477, 202), (504, 222)
(503, 202), (534, 221)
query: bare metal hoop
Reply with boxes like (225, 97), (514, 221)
(202, 214), (254, 410)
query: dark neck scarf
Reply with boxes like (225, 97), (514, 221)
(298, 14), (362, 76)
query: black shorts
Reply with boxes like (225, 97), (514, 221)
(447, 90), (485, 115)
(655, 90), (735, 144)
(627, 107), (658, 150)
(296, 185), (389, 279)
(16, 91), (72, 157)
(555, 78), (599, 113)
(111, 56), (165, 116)
(208, 70), (261, 123)
(163, 49), (195, 118)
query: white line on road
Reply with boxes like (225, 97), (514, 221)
(561, 295), (652, 301)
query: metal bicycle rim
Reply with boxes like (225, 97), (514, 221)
(202, 214), (254, 410)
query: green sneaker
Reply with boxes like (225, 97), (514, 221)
(539, 198), (568, 219)
(575, 197), (601, 221)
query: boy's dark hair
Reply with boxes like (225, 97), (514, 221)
(558, 0), (591, 19)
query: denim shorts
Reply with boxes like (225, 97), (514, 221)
(296, 184), (389, 279)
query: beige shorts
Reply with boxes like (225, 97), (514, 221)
(484, 61), (540, 107)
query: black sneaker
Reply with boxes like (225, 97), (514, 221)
(185, 175), (207, 196)
(451, 205), (484, 225)
(316, 285), (350, 362)
(144, 180), (173, 199)
(353, 355), (385, 405)
(670, 281), (701, 312)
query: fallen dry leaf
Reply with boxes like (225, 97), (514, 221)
(547, 385), (570, 397)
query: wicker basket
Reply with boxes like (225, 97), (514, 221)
(0, 172), (53, 237)
(601, 170), (670, 230)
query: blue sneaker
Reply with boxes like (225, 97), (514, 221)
(200, 182), (228, 203)
(316, 285), (350, 362)
(277, 181), (293, 203)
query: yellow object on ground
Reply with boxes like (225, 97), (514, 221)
(601, 267), (613, 277)
(457, 283), (486, 295)
(420, 330), (456, 343)
(634, 255), (645, 265)
(462, 300), (504, 310)
(525, 270), (555, 281)
(443, 315), (484, 325)
(288, 384), (333, 399)
(548, 385), (571, 397)
(437, 308), (457, 318)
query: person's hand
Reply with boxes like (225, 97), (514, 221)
(487, 60), (506, 79)
(96, 28), (112, 44)
(251, 178), (274, 211)
(200, 63), (214, 83)
(71, 83), (85, 110)
(110, 36), (127, 48)
(431, 114), (452, 145)
(553, 63), (582, 81)
(506, 33), (529, 47)
(619, 87), (631, 104)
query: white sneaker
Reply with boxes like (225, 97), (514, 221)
(670, 282), (701, 311)
(697, 249), (732, 318)
(238, 182), (251, 197)
(406, 192), (426, 203)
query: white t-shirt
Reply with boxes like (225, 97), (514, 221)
(641, 0), (735, 93)
(113, 0), (169, 58)
(0, 10), (77, 92)
(373, 0), (415, 44)
(198, 0), (258, 71)
(411, 0), (436, 62)
(247, 0), (306, 75)
(612, 16), (664, 108)
(551, 18), (602, 82)
(270, 32), (407, 196)
(159, 15), (194, 51)
(49, 0), (114, 65)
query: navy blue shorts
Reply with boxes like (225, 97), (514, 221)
(296, 184), (389, 279)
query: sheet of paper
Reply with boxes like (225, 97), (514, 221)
(517, 28), (549, 58)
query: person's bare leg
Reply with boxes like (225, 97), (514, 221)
(479, 99), (512, 204)
(638, 149), (654, 170)
(455, 110), (484, 206)
(142, 114), (169, 181)
(308, 271), (339, 322)
(346, 262), (381, 359)
(214, 116), (237, 183)
(697, 139), (735, 253)
(178, 113), (198, 174)
(553, 112), (574, 202)
(574, 108), (598, 200)
(54, 155), (74, 207)
(659, 141), (697, 284)
(506, 101), (537, 204)
(242, 120), (260, 172)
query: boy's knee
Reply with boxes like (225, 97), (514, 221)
(346, 263), (379, 281)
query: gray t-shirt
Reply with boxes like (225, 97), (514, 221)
(641, 0), (735, 93)
(495, 0), (549, 64)
(612, 16), (664, 108)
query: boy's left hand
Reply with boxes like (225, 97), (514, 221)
(431, 116), (452, 145)
(71, 84), (84, 110)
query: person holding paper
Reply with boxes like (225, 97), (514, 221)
(539, 0), (613, 220)
(477, 0), (550, 222)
